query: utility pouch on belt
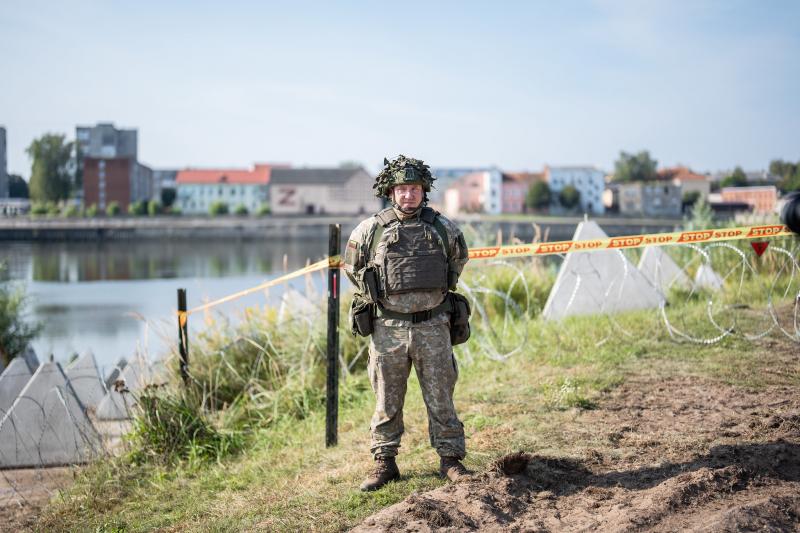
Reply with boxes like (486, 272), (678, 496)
(350, 295), (374, 337)
(362, 267), (381, 302)
(448, 292), (472, 345)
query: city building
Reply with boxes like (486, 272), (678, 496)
(78, 123), (152, 209)
(618, 182), (682, 217)
(428, 166), (492, 210)
(501, 172), (544, 214)
(0, 126), (7, 198)
(442, 169), (503, 216)
(545, 166), (605, 215)
(176, 165), (272, 215)
(720, 185), (778, 214)
(269, 167), (380, 215)
(658, 166), (711, 201)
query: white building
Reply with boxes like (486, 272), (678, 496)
(176, 165), (271, 214)
(545, 166), (605, 215)
(269, 167), (381, 215)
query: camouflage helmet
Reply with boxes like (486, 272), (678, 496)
(373, 155), (435, 199)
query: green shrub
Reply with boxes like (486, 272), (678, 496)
(128, 387), (243, 465)
(0, 264), (42, 367)
(147, 200), (161, 217)
(30, 202), (48, 216)
(128, 201), (147, 216)
(62, 204), (82, 218)
(106, 202), (121, 216)
(85, 203), (98, 217)
(257, 204), (271, 216)
(233, 204), (248, 216)
(169, 206), (182, 216)
(209, 201), (229, 216)
(46, 202), (60, 217)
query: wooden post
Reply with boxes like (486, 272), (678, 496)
(326, 224), (341, 447)
(177, 288), (189, 385)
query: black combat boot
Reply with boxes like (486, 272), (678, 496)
(360, 456), (400, 492)
(439, 456), (471, 481)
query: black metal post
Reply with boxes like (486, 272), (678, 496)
(177, 288), (189, 385)
(326, 224), (341, 447)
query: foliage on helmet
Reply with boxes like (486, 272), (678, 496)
(373, 155), (435, 198)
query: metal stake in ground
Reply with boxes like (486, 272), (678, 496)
(327, 224), (341, 447)
(177, 288), (189, 385)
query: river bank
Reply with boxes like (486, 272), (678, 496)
(0, 214), (683, 242)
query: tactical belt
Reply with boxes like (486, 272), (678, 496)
(376, 297), (453, 324)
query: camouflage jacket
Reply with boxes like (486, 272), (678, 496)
(344, 207), (469, 326)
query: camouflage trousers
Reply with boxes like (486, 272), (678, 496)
(367, 317), (466, 459)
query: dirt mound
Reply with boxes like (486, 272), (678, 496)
(353, 377), (800, 532)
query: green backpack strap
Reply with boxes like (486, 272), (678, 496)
(421, 207), (450, 257)
(367, 208), (398, 261)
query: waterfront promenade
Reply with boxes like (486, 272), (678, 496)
(0, 214), (684, 241)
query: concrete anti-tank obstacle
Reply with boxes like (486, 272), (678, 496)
(638, 246), (692, 294)
(0, 347), (40, 418)
(694, 263), (724, 291)
(65, 353), (106, 412)
(0, 362), (101, 468)
(96, 354), (152, 421)
(542, 220), (662, 320)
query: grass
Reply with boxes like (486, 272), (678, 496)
(37, 255), (800, 531)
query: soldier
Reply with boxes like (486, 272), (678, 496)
(344, 155), (472, 492)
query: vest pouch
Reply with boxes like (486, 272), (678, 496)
(448, 292), (472, 345)
(350, 295), (374, 337)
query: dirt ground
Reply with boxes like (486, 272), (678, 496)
(354, 375), (800, 532)
(0, 466), (74, 532)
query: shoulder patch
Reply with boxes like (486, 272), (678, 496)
(344, 239), (361, 267)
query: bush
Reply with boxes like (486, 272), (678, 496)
(128, 201), (147, 216)
(128, 387), (243, 465)
(169, 206), (182, 216)
(62, 204), (82, 218)
(209, 201), (229, 216)
(30, 202), (48, 216)
(85, 204), (99, 217)
(106, 202), (121, 216)
(46, 202), (60, 217)
(233, 204), (248, 216)
(257, 204), (271, 216)
(526, 182), (551, 211)
(0, 264), (42, 367)
(559, 185), (580, 209)
(147, 200), (161, 217)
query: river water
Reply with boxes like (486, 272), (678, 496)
(1, 239), (334, 374)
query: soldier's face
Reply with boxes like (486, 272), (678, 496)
(392, 184), (423, 210)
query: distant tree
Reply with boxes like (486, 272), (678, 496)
(559, 185), (581, 209)
(770, 159), (800, 192)
(85, 203), (98, 217)
(525, 182), (551, 211)
(613, 150), (658, 182)
(0, 264), (42, 367)
(8, 175), (29, 198)
(128, 201), (147, 216)
(106, 201), (121, 216)
(209, 201), (228, 216)
(233, 204), (248, 215)
(147, 200), (161, 216)
(721, 166), (747, 188)
(62, 204), (82, 218)
(685, 195), (714, 231)
(26, 134), (73, 202)
(160, 188), (176, 208)
(682, 191), (701, 212)
(257, 204), (271, 216)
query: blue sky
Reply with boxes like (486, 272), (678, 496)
(1, 1), (798, 178)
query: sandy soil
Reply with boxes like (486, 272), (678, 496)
(0, 467), (74, 532)
(354, 376), (800, 532)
